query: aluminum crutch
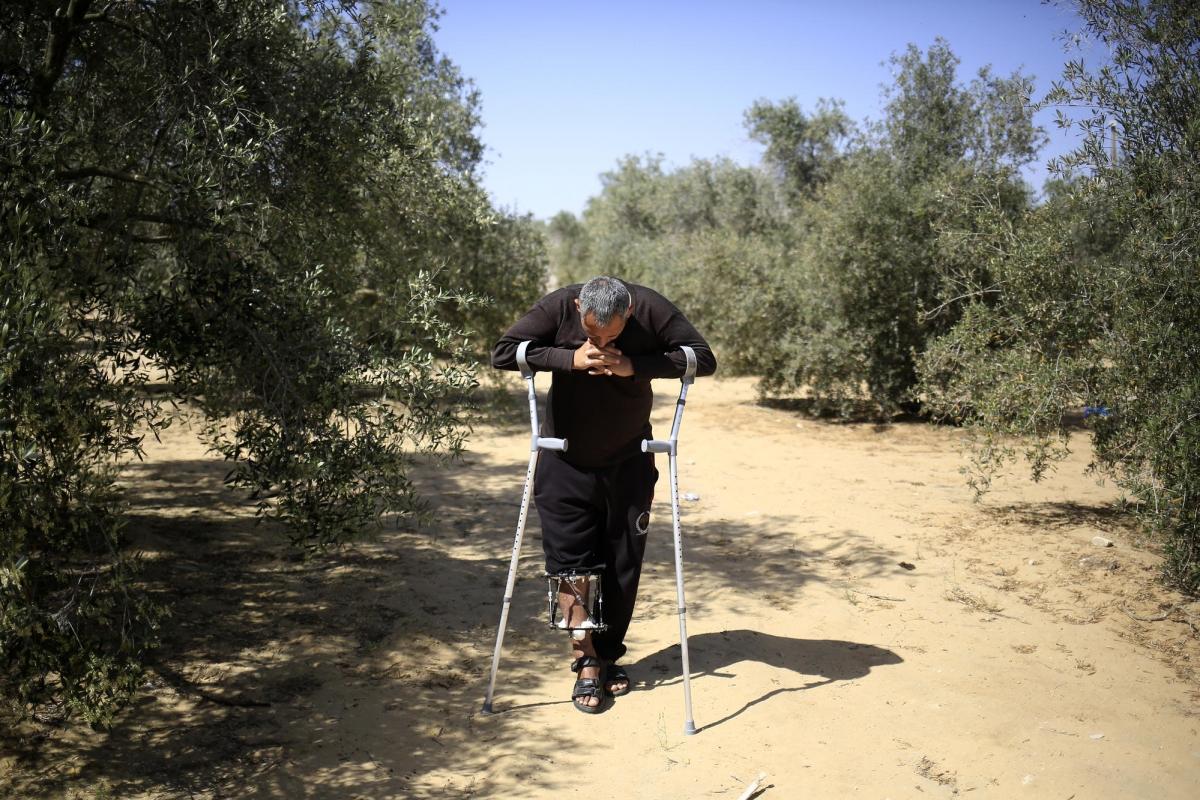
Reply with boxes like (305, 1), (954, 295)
(641, 344), (699, 735)
(482, 341), (567, 715)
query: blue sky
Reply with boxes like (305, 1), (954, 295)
(431, 1), (1098, 219)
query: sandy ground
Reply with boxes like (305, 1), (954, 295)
(3, 375), (1199, 799)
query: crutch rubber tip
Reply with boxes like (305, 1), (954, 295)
(684, 721), (697, 735)
(481, 702), (494, 715)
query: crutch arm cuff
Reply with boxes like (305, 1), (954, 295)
(680, 345), (697, 384)
(515, 341), (534, 379)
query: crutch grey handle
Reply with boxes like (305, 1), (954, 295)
(642, 439), (673, 454)
(537, 437), (567, 452)
(516, 340), (535, 379)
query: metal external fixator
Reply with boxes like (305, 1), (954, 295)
(545, 569), (608, 641)
(641, 344), (700, 734)
(482, 341), (568, 715)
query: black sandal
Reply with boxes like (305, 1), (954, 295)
(570, 656), (605, 714)
(605, 663), (631, 697)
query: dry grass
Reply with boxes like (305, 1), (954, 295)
(945, 586), (1004, 614)
(915, 755), (958, 792)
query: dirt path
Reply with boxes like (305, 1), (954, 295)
(3, 376), (1198, 799)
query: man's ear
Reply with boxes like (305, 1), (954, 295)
(574, 298), (581, 312)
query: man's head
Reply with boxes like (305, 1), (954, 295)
(575, 276), (632, 348)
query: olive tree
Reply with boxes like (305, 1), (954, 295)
(919, 0), (1200, 592)
(547, 153), (789, 374)
(744, 96), (854, 204)
(1, 0), (542, 724)
(759, 39), (1044, 414)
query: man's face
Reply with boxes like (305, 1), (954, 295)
(575, 299), (630, 348)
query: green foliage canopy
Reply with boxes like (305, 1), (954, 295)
(919, 0), (1200, 592)
(549, 153), (790, 374)
(1, 0), (544, 723)
(547, 39), (1042, 408)
(744, 97), (854, 204)
(773, 39), (1041, 414)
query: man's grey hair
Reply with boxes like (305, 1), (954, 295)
(578, 276), (631, 325)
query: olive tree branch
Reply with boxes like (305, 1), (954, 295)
(32, 0), (94, 115)
(56, 166), (161, 188)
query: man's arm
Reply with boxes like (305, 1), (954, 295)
(627, 297), (718, 380)
(490, 295), (575, 373)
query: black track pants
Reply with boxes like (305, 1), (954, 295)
(534, 450), (658, 662)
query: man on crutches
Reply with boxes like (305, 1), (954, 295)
(488, 276), (716, 716)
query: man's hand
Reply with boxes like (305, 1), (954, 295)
(572, 342), (633, 377)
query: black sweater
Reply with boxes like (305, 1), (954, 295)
(491, 283), (717, 468)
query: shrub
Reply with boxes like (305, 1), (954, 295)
(919, 0), (1200, 592)
(759, 40), (1042, 414)
(0, 0), (542, 723)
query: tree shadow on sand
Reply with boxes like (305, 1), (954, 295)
(1, 449), (585, 799)
(625, 630), (902, 732)
(3, 408), (911, 799)
(989, 500), (1135, 534)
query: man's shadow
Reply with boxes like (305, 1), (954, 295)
(625, 629), (902, 732)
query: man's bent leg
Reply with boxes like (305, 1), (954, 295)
(535, 453), (607, 710)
